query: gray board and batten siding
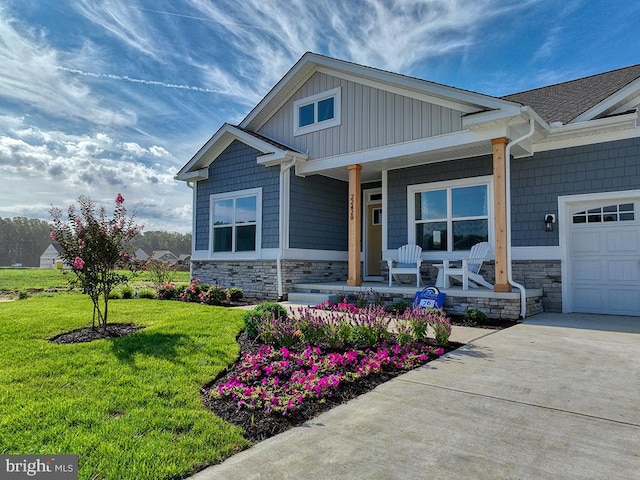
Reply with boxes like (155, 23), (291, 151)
(258, 71), (464, 159)
(194, 140), (280, 251)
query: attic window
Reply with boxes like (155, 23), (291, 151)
(293, 87), (341, 136)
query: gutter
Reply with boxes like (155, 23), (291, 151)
(276, 158), (298, 300)
(505, 110), (535, 319)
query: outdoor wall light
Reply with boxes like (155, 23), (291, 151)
(545, 214), (556, 232)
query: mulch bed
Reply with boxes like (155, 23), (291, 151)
(448, 314), (519, 329)
(49, 323), (144, 344)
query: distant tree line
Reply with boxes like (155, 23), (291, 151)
(0, 216), (192, 267)
(0, 217), (52, 267)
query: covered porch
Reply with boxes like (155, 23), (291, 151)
(286, 281), (543, 320)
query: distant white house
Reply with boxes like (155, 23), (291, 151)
(40, 243), (64, 269)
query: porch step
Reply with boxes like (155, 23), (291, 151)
(286, 292), (337, 306)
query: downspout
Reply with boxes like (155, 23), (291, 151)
(186, 181), (195, 279)
(277, 158), (297, 300)
(505, 110), (535, 319)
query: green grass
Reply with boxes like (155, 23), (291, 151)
(0, 268), (190, 292)
(0, 294), (250, 479)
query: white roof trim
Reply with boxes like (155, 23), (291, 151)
(571, 77), (640, 123)
(175, 124), (289, 181)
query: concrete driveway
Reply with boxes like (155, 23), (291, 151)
(191, 313), (640, 480)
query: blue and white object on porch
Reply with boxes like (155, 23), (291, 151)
(413, 286), (446, 309)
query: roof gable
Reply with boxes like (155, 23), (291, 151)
(502, 64), (640, 124)
(175, 124), (303, 181)
(240, 52), (522, 132)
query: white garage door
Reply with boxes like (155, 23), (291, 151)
(569, 199), (640, 315)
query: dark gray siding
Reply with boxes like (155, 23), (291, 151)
(194, 140), (280, 250)
(511, 137), (640, 246)
(387, 156), (492, 249)
(289, 174), (348, 250)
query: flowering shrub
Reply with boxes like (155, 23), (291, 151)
(208, 342), (445, 416)
(179, 279), (202, 302)
(426, 308), (452, 346)
(199, 285), (229, 305)
(49, 194), (141, 330)
(156, 283), (177, 300)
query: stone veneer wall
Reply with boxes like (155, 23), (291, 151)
(191, 260), (348, 300)
(384, 259), (562, 313)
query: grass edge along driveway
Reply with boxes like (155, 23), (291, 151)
(0, 294), (250, 480)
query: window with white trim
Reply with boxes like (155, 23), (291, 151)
(408, 178), (492, 252)
(293, 87), (341, 136)
(210, 188), (261, 253)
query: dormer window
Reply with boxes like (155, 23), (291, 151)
(293, 87), (341, 135)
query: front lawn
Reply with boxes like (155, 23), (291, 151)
(0, 268), (190, 292)
(0, 294), (249, 479)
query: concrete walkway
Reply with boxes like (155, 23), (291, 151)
(191, 313), (640, 480)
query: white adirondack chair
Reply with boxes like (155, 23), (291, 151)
(439, 242), (493, 290)
(387, 244), (423, 287)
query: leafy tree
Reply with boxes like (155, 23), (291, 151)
(49, 194), (141, 330)
(0, 217), (51, 266)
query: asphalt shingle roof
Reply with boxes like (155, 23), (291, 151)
(502, 64), (640, 124)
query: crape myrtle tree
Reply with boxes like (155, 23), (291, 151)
(49, 194), (142, 330)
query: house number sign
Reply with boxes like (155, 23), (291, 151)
(349, 193), (355, 220)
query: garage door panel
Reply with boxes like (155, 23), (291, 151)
(572, 287), (604, 311)
(572, 231), (601, 253)
(572, 259), (601, 281)
(606, 230), (638, 253)
(606, 260), (639, 282)
(609, 288), (640, 313)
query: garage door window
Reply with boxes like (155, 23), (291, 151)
(572, 203), (635, 224)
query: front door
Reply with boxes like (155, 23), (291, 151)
(364, 189), (383, 278)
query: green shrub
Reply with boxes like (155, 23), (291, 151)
(385, 299), (412, 314)
(17, 290), (30, 300)
(121, 286), (134, 299)
(242, 302), (289, 340)
(226, 287), (244, 302)
(138, 289), (155, 299)
(108, 290), (121, 300)
(464, 308), (487, 322)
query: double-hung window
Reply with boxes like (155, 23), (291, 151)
(210, 188), (261, 254)
(293, 87), (341, 135)
(408, 177), (492, 252)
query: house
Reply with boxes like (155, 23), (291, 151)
(135, 248), (149, 261)
(176, 52), (640, 317)
(177, 254), (191, 265)
(39, 243), (64, 269)
(149, 250), (179, 264)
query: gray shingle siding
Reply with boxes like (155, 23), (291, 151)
(289, 174), (348, 250)
(194, 140), (280, 250)
(387, 156), (493, 249)
(511, 137), (640, 246)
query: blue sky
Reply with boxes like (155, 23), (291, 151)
(0, 0), (637, 233)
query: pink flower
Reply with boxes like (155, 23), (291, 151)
(115, 193), (125, 204)
(49, 231), (57, 240)
(73, 256), (85, 270)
